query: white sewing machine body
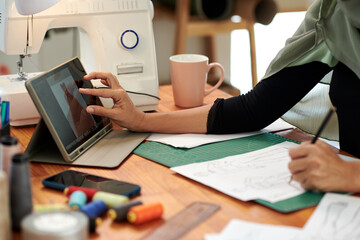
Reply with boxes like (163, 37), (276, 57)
(0, 0), (159, 126)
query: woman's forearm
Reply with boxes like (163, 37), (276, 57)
(138, 104), (212, 133)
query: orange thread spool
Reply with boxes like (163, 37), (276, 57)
(127, 202), (163, 224)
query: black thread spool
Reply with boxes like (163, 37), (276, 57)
(10, 153), (33, 231)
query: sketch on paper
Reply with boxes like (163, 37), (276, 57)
(303, 193), (360, 239)
(171, 142), (305, 203)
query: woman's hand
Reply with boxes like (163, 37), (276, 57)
(288, 140), (360, 192)
(79, 72), (146, 131)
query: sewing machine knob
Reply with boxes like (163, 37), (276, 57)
(120, 30), (139, 49)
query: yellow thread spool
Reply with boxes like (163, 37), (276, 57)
(92, 191), (129, 208)
(33, 204), (70, 213)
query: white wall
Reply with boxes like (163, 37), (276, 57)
(231, 11), (307, 94)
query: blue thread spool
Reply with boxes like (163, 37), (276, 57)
(69, 191), (87, 210)
(80, 200), (107, 218)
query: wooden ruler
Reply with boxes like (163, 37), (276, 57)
(143, 202), (220, 240)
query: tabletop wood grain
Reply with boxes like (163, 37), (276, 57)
(11, 85), (322, 240)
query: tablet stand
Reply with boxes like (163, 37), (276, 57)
(25, 119), (149, 168)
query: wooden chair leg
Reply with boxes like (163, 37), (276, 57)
(205, 36), (221, 85)
(247, 22), (258, 87)
(174, 0), (190, 54)
(204, 36), (217, 62)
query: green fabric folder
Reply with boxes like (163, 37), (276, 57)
(134, 132), (324, 212)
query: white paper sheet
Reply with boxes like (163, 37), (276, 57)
(171, 142), (305, 203)
(204, 193), (360, 240)
(204, 219), (302, 240)
(302, 193), (360, 239)
(147, 118), (294, 148)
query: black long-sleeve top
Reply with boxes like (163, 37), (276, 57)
(207, 61), (360, 158)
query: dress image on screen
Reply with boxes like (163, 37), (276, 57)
(49, 68), (96, 138)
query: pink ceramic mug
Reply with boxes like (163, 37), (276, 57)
(170, 54), (224, 108)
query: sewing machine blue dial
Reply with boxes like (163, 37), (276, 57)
(120, 30), (139, 49)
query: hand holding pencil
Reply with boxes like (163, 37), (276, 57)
(287, 106), (358, 192)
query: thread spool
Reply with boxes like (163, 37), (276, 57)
(21, 211), (88, 240)
(127, 202), (164, 225)
(0, 171), (11, 240)
(69, 191), (87, 210)
(80, 200), (107, 218)
(64, 186), (98, 201)
(33, 204), (70, 213)
(88, 216), (102, 233)
(10, 153), (33, 231)
(0, 135), (21, 177)
(92, 191), (129, 208)
(108, 200), (143, 222)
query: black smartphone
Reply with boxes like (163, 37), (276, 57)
(42, 170), (141, 198)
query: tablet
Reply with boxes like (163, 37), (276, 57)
(25, 57), (148, 166)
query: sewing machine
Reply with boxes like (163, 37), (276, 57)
(0, 0), (159, 126)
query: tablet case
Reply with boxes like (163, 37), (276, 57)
(26, 119), (149, 168)
(133, 132), (325, 212)
(24, 57), (149, 168)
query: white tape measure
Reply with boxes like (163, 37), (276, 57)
(21, 211), (88, 240)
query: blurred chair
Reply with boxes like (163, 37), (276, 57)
(154, 0), (312, 92)
(154, 0), (260, 89)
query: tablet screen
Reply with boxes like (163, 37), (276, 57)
(28, 58), (111, 154)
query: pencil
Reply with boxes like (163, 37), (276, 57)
(289, 106), (337, 183)
(311, 106), (337, 144)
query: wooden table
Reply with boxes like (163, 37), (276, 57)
(11, 85), (332, 239)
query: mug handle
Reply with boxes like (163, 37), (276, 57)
(204, 63), (225, 96)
